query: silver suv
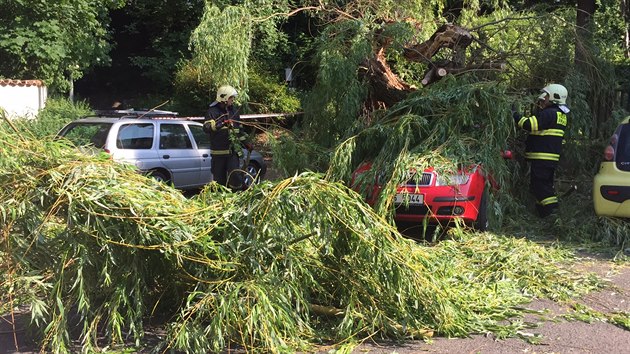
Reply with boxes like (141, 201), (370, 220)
(57, 110), (267, 190)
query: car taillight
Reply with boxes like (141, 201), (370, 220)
(603, 145), (615, 161)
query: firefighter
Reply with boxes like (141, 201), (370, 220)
(512, 84), (570, 217)
(203, 85), (250, 190)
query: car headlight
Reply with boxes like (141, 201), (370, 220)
(436, 173), (470, 186)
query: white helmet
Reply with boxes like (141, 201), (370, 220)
(538, 84), (568, 105)
(215, 85), (238, 103)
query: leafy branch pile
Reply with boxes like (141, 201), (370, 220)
(0, 127), (603, 353)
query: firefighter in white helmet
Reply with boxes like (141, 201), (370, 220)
(203, 85), (250, 190)
(512, 84), (570, 217)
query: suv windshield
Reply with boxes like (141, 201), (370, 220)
(60, 122), (113, 148)
(617, 123), (630, 172)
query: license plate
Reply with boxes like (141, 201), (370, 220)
(394, 193), (424, 205)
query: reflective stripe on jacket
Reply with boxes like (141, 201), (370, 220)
(515, 106), (567, 164)
(204, 103), (244, 155)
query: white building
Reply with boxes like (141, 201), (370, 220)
(0, 79), (48, 119)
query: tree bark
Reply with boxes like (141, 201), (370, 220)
(361, 47), (414, 110)
(576, 0), (613, 139)
(403, 24), (473, 64)
(575, 0), (596, 68)
(359, 24), (504, 108)
(623, 0), (630, 58)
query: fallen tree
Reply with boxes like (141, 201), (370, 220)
(362, 23), (506, 109)
(0, 126), (602, 353)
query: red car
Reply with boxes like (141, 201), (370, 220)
(352, 162), (496, 231)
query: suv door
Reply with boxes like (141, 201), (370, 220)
(187, 123), (213, 184)
(112, 122), (161, 171)
(158, 122), (202, 188)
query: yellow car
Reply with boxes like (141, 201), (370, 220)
(593, 116), (630, 217)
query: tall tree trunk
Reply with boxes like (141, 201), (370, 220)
(575, 0), (596, 69)
(576, 0), (611, 139)
(623, 0), (630, 58)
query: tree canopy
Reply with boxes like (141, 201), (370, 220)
(3, 1), (630, 353)
(0, 0), (124, 92)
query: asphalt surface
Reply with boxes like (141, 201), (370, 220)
(354, 253), (630, 354)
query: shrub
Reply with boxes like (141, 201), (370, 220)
(1, 98), (92, 138)
(247, 68), (301, 114)
(172, 60), (214, 116)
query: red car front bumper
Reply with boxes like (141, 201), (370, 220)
(393, 171), (486, 224)
(353, 164), (487, 225)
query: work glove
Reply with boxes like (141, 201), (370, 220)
(215, 118), (230, 129)
(202, 120), (213, 133)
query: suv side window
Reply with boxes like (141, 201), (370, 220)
(617, 124), (630, 171)
(117, 123), (154, 149)
(159, 123), (192, 149)
(61, 123), (112, 148)
(189, 124), (211, 149)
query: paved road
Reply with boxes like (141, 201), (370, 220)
(355, 254), (630, 354)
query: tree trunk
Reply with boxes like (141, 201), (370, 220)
(575, 0), (596, 69)
(361, 47), (414, 110)
(623, 0), (630, 58)
(576, 0), (612, 139)
(359, 24), (503, 109)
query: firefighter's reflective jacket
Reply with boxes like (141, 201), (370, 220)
(203, 102), (247, 156)
(514, 105), (568, 165)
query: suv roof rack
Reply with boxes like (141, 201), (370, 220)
(93, 109), (179, 118)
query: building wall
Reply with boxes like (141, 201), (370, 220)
(0, 79), (48, 119)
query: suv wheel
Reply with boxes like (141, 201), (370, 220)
(148, 170), (171, 184)
(242, 162), (261, 189)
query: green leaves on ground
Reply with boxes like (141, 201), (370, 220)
(0, 128), (603, 353)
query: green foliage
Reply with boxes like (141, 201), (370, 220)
(0, 0), (124, 92)
(189, 4), (252, 98)
(246, 0), (292, 74)
(268, 130), (330, 175)
(0, 130), (605, 353)
(593, 0), (630, 62)
(172, 59), (214, 115)
(312, 0), (448, 27)
(120, 0), (204, 92)
(172, 62), (302, 116)
(3, 1), (630, 351)
(597, 217), (630, 248)
(248, 67), (302, 113)
(302, 19), (373, 148)
(1, 98), (91, 139)
(382, 21), (429, 88)
(328, 76), (514, 218)
(175, 0), (300, 113)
